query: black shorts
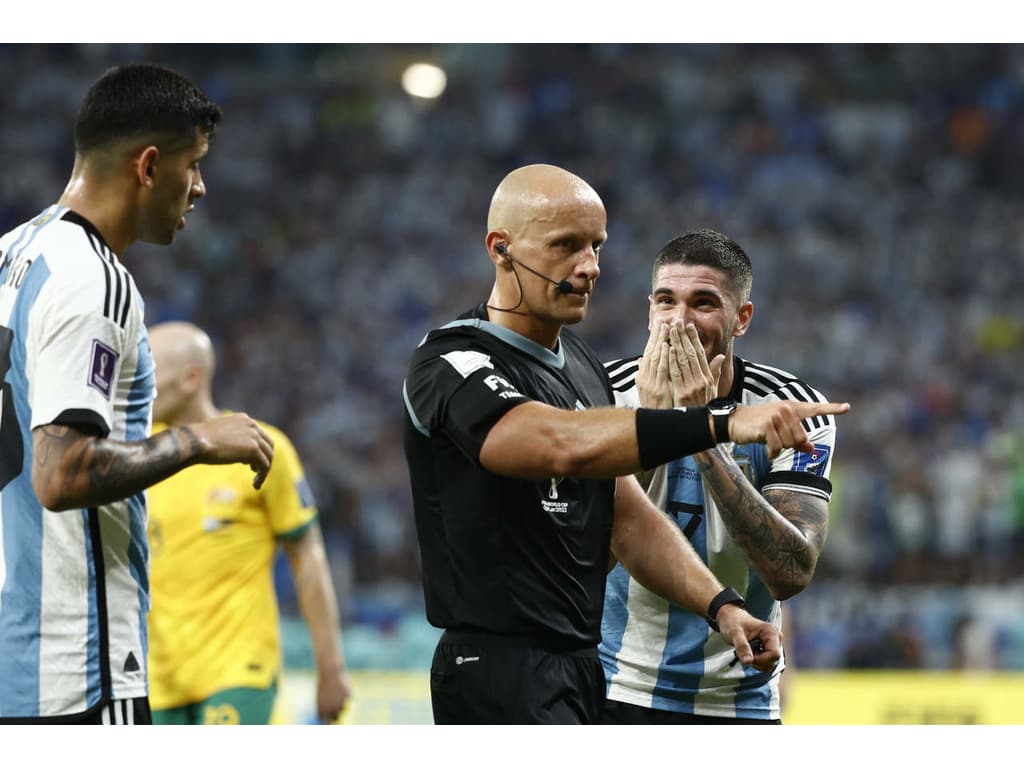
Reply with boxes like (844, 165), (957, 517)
(0, 697), (151, 725)
(601, 698), (780, 725)
(430, 630), (605, 724)
(79, 697), (153, 725)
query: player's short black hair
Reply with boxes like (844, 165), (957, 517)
(652, 229), (753, 302)
(74, 63), (222, 154)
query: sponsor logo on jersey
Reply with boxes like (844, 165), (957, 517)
(88, 339), (118, 398)
(207, 487), (238, 504)
(202, 516), (235, 532)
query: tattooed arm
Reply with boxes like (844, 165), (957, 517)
(693, 445), (828, 601)
(32, 413), (274, 511)
(611, 473), (782, 670)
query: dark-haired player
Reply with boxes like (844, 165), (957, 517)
(601, 229), (836, 724)
(0, 63), (273, 724)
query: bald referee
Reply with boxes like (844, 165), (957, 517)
(402, 163), (850, 724)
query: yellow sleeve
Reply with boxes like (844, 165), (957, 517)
(258, 422), (318, 539)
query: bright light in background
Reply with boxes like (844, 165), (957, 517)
(401, 63), (447, 100)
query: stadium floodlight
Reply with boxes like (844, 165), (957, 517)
(401, 63), (447, 100)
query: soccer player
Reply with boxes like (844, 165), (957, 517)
(600, 229), (836, 724)
(402, 164), (849, 724)
(145, 322), (351, 725)
(0, 64), (274, 724)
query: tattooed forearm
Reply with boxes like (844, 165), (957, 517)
(694, 445), (828, 600)
(32, 424), (203, 511)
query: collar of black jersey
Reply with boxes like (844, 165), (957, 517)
(449, 302), (565, 369)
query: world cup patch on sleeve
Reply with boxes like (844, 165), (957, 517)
(791, 443), (831, 476)
(88, 339), (118, 398)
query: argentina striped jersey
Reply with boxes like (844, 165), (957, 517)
(0, 206), (154, 720)
(599, 355), (836, 720)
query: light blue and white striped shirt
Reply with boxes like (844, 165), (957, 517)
(0, 206), (154, 720)
(600, 355), (836, 720)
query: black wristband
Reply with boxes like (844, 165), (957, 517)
(706, 587), (747, 632)
(635, 407), (715, 470)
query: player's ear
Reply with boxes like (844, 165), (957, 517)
(135, 146), (160, 189)
(734, 301), (753, 338)
(181, 364), (204, 396)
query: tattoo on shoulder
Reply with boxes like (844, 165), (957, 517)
(766, 489), (829, 547)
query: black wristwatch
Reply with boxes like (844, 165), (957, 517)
(707, 397), (737, 443)
(706, 586), (747, 632)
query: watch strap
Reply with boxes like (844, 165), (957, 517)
(713, 410), (731, 443)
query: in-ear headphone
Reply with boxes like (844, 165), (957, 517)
(492, 242), (573, 296)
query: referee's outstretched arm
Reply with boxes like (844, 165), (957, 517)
(478, 398), (850, 480)
(478, 396), (849, 672)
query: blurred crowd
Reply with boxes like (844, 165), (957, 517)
(2, 43), (1023, 670)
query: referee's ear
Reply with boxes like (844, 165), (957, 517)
(486, 232), (511, 266)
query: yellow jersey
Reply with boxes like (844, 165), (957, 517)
(146, 419), (317, 709)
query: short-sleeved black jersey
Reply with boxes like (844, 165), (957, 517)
(403, 304), (615, 647)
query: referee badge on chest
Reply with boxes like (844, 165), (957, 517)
(539, 476), (581, 529)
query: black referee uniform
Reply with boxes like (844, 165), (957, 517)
(403, 304), (615, 724)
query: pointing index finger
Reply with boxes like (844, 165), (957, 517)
(805, 401), (851, 416)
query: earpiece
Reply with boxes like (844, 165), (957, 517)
(491, 242), (573, 296)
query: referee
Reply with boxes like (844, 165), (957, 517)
(402, 163), (849, 724)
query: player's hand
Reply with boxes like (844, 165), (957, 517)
(729, 400), (850, 459)
(716, 603), (782, 673)
(637, 321), (671, 409)
(667, 322), (723, 408)
(188, 412), (274, 489)
(317, 666), (353, 724)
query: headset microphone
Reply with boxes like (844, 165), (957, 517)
(496, 244), (573, 294)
